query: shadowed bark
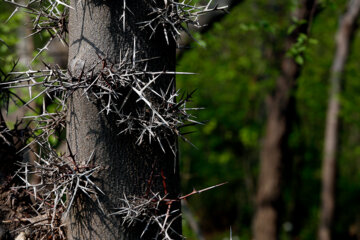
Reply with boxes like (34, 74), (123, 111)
(252, 1), (317, 240)
(318, 1), (360, 240)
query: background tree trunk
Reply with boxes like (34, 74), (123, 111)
(16, 0), (33, 67)
(66, 1), (180, 239)
(252, 1), (316, 240)
(318, 1), (360, 240)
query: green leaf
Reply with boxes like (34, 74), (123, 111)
(288, 25), (297, 35)
(309, 38), (319, 45)
(295, 55), (304, 65)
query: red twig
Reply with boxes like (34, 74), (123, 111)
(161, 182), (228, 204)
(161, 169), (167, 195)
(145, 160), (157, 197)
(179, 182), (228, 200)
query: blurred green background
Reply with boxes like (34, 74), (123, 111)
(177, 1), (360, 239)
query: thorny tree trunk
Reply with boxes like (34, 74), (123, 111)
(66, 1), (180, 239)
(252, 1), (316, 240)
(318, 1), (360, 240)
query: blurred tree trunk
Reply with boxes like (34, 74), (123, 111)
(252, 1), (317, 240)
(318, 1), (360, 240)
(66, 1), (180, 239)
(16, 1), (33, 67)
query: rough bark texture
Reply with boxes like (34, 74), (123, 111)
(318, 1), (360, 240)
(66, 1), (180, 239)
(252, 1), (316, 240)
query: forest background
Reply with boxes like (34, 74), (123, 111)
(1, 0), (360, 239)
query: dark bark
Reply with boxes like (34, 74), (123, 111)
(0, 113), (18, 183)
(318, 1), (360, 240)
(252, 1), (317, 240)
(66, 1), (180, 239)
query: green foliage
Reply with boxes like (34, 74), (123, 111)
(287, 33), (318, 65)
(177, 0), (360, 239)
(0, 2), (53, 132)
(178, 2), (279, 237)
(0, 2), (22, 72)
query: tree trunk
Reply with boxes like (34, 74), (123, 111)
(318, 1), (360, 240)
(66, 1), (180, 239)
(252, 1), (316, 240)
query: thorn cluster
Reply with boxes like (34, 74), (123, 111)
(111, 193), (182, 240)
(141, 0), (227, 45)
(111, 182), (227, 240)
(12, 141), (103, 237)
(5, 0), (69, 62)
(1, 45), (202, 153)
